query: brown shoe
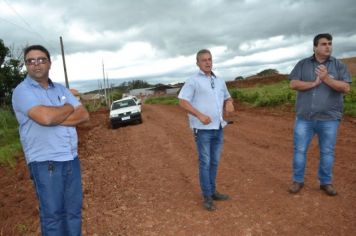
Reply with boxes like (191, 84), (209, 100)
(288, 182), (304, 194)
(320, 184), (337, 196)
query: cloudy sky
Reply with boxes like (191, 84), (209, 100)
(1, 0), (356, 88)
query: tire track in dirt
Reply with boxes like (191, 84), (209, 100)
(1, 104), (356, 235)
(78, 104), (356, 235)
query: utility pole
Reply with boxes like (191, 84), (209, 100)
(106, 73), (111, 105)
(102, 60), (108, 106)
(60, 36), (69, 88)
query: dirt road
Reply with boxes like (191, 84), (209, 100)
(1, 104), (356, 235)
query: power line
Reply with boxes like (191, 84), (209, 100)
(2, 0), (58, 49)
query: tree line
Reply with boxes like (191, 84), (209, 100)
(0, 39), (25, 107)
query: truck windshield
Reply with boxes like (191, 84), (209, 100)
(112, 99), (136, 110)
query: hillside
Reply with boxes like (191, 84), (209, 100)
(341, 57), (356, 76)
(227, 56), (356, 89)
(226, 74), (288, 89)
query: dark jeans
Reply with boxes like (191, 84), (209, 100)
(292, 118), (340, 185)
(29, 157), (82, 236)
(194, 128), (224, 197)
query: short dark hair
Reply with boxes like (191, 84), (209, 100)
(313, 33), (332, 47)
(196, 49), (211, 62)
(24, 45), (51, 62)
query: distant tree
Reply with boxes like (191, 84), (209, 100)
(234, 76), (244, 80)
(0, 39), (25, 106)
(113, 79), (153, 92)
(257, 69), (279, 76)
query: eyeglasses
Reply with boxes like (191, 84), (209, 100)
(25, 57), (49, 65)
(210, 77), (215, 89)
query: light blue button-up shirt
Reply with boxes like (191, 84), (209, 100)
(12, 76), (81, 164)
(178, 70), (231, 130)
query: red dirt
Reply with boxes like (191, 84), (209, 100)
(1, 103), (356, 235)
(341, 57), (356, 77)
(226, 74), (288, 89)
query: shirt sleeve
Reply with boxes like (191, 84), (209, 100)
(223, 81), (231, 100)
(178, 78), (195, 102)
(60, 85), (82, 108)
(289, 60), (303, 81)
(12, 84), (42, 116)
(337, 62), (352, 83)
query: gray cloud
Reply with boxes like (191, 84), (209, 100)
(1, 0), (355, 81)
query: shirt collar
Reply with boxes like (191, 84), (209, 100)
(25, 75), (55, 88)
(198, 70), (216, 78)
(310, 54), (334, 63)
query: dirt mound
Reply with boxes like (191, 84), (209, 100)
(341, 57), (356, 76)
(1, 104), (356, 235)
(226, 74), (288, 89)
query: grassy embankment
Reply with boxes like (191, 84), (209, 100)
(0, 108), (22, 167)
(145, 77), (356, 116)
(1, 77), (355, 167)
(145, 96), (179, 105)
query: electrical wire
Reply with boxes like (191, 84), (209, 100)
(1, 0), (60, 53)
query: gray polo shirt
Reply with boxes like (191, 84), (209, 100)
(289, 55), (352, 120)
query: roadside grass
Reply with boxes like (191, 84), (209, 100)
(0, 108), (22, 167)
(143, 77), (356, 117)
(230, 77), (356, 116)
(230, 80), (295, 107)
(1, 78), (354, 167)
(145, 96), (179, 105)
(85, 102), (105, 112)
(344, 77), (356, 116)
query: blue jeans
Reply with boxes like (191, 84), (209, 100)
(194, 128), (224, 197)
(29, 157), (83, 236)
(292, 118), (340, 185)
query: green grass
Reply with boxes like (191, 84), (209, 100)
(145, 96), (179, 105)
(230, 77), (356, 116)
(0, 108), (22, 167)
(230, 80), (296, 107)
(344, 77), (356, 116)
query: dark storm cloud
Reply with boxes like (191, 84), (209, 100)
(1, 0), (355, 79)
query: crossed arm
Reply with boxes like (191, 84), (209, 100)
(28, 104), (89, 126)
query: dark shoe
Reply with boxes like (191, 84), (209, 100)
(320, 184), (337, 196)
(203, 196), (216, 211)
(288, 182), (304, 194)
(212, 191), (229, 201)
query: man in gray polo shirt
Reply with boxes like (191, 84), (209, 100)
(288, 33), (351, 196)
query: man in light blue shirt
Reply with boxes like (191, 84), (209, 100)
(12, 45), (89, 235)
(178, 49), (234, 211)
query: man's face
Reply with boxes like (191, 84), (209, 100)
(196, 52), (212, 75)
(25, 50), (51, 82)
(314, 38), (332, 58)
